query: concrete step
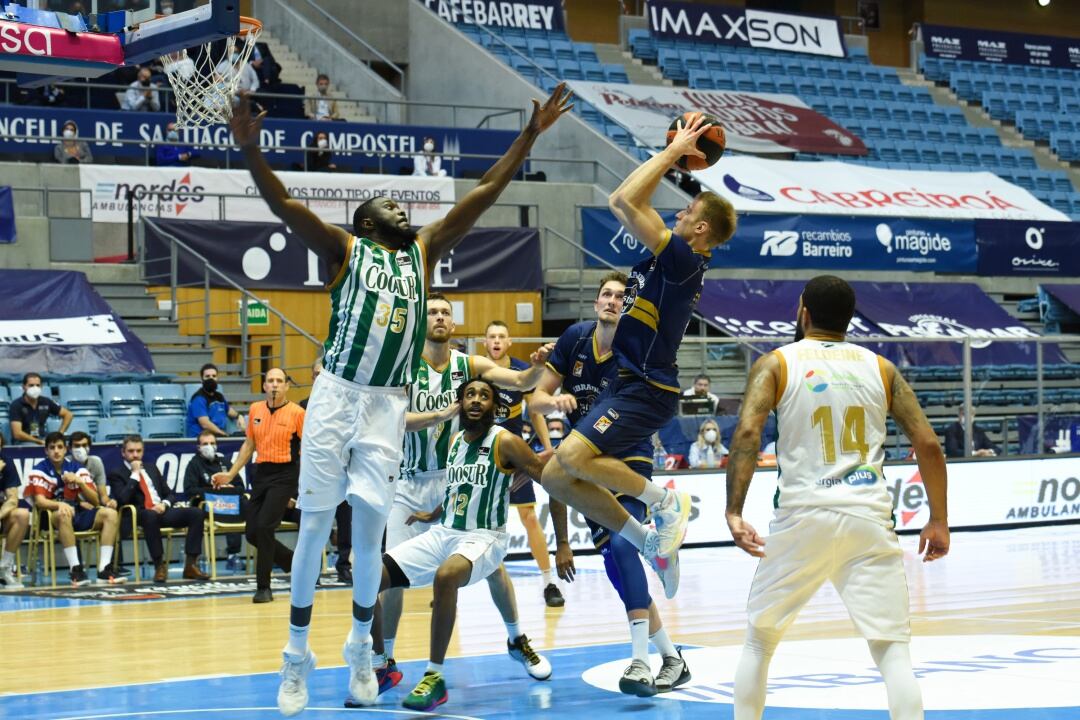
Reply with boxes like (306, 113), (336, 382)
(101, 296), (165, 320)
(94, 282), (151, 299)
(53, 262), (141, 284)
(123, 322), (190, 345)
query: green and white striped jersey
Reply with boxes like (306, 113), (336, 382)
(442, 425), (514, 532)
(402, 350), (474, 475)
(322, 235), (427, 386)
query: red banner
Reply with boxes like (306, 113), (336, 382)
(0, 19), (123, 77)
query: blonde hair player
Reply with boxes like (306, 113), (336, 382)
(725, 275), (950, 720)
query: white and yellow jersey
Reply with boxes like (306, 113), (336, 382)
(772, 338), (893, 526)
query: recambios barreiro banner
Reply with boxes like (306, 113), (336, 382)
(567, 81), (866, 156)
(695, 156), (1069, 221)
(647, 0), (846, 58)
(923, 24), (1080, 70)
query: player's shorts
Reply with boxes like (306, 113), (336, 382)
(509, 479), (536, 506)
(386, 523), (507, 588)
(385, 496), (438, 550)
(298, 370), (408, 515)
(570, 375), (679, 459)
(394, 469), (447, 516)
(746, 507), (911, 642)
(72, 507), (98, 532)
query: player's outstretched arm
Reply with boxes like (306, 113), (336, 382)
(609, 114), (710, 253)
(498, 431), (550, 485)
(886, 360), (950, 562)
(527, 369), (578, 417)
(230, 93), (349, 279)
(725, 352), (778, 558)
(418, 83), (573, 266)
(473, 345), (555, 390)
(405, 402), (460, 432)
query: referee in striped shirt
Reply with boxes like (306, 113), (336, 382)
(216, 368), (305, 603)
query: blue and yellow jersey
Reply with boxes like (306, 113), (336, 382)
(546, 320), (616, 428)
(613, 229), (710, 393)
(493, 356), (529, 436)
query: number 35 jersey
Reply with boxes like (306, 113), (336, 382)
(321, 235), (427, 387)
(773, 338), (892, 526)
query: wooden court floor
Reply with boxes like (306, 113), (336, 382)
(2, 524), (1079, 716)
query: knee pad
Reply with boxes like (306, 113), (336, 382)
(604, 533), (651, 613)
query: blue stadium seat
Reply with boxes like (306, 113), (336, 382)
(100, 383), (145, 417)
(574, 43), (599, 64)
(143, 383), (187, 416)
(57, 384), (104, 418)
(581, 61), (604, 81)
(603, 64), (629, 83)
(95, 417), (141, 443)
(550, 38), (575, 62)
(140, 416), (186, 439)
(555, 59), (583, 81)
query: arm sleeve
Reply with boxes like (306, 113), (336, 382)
(189, 395), (209, 420)
(656, 232), (702, 284)
(47, 399), (61, 417)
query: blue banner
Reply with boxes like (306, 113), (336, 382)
(924, 24), (1080, 70)
(0, 105), (519, 175)
(4, 439), (246, 495)
(975, 220), (1080, 276)
(582, 208), (977, 272)
(0, 186), (13, 244)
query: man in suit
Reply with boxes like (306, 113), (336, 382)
(108, 434), (210, 583)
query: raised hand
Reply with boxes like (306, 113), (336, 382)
(528, 82), (574, 134)
(530, 342), (556, 367)
(667, 112), (711, 162)
(229, 91), (266, 148)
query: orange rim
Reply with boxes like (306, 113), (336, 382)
(238, 16), (262, 36)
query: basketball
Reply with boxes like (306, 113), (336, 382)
(666, 112), (726, 171)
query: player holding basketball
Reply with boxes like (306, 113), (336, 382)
(528, 271), (689, 696)
(725, 276), (949, 720)
(228, 84), (572, 715)
(541, 114), (737, 598)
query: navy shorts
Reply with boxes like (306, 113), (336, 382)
(571, 375), (679, 458)
(509, 480), (536, 506)
(585, 459), (653, 548)
(73, 507), (98, 532)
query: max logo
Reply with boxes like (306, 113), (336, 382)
(888, 470), (926, 526)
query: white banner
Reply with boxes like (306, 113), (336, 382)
(79, 166), (456, 225)
(505, 456), (1080, 552)
(743, 9), (846, 57)
(696, 156), (1069, 221)
(0, 314), (125, 346)
(566, 81), (866, 155)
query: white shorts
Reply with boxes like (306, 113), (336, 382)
(386, 499), (433, 550)
(298, 371), (408, 514)
(395, 469), (448, 515)
(386, 523), (507, 589)
(747, 507), (911, 642)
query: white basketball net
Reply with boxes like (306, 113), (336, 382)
(160, 19), (262, 129)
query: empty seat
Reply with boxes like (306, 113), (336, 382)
(140, 416), (186, 439)
(95, 417), (141, 443)
(57, 384), (104, 417)
(100, 383), (145, 417)
(143, 383), (187, 416)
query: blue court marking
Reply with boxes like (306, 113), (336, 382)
(2, 643), (1076, 719)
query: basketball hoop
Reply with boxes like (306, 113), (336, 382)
(160, 15), (262, 128)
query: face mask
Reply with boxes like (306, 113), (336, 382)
(141, 79), (151, 86)
(63, 128), (75, 138)
(318, 85), (328, 95)
(548, 429), (564, 440)
(423, 141), (435, 153)
(522, 431), (532, 443)
(25, 386), (42, 400)
(231, 53), (240, 64)
(199, 444), (218, 460)
(72, 447), (89, 463)
(202, 378), (218, 393)
(162, 5), (173, 14)
(704, 429), (718, 444)
(317, 138), (328, 149)
(167, 130), (179, 141)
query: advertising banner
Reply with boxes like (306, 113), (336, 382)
(696, 156), (1068, 221)
(647, 0), (846, 58)
(5, 439), (247, 495)
(78, 165), (455, 225)
(0, 105), (516, 176)
(418, 0), (565, 32)
(143, 219), (543, 292)
(695, 279), (1062, 366)
(581, 207), (977, 273)
(567, 81), (865, 156)
(975, 220), (1080, 276)
(923, 23), (1080, 70)
(0, 270), (154, 374)
(504, 455), (1080, 553)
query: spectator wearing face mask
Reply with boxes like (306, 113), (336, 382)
(186, 364), (246, 438)
(304, 131), (336, 172)
(689, 418), (728, 469)
(122, 66), (161, 111)
(9, 372), (72, 445)
(305, 73), (340, 121)
(155, 121), (199, 167)
(214, 44), (260, 96)
(184, 429), (246, 571)
(413, 135), (447, 177)
(53, 120), (93, 164)
(529, 417), (568, 453)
